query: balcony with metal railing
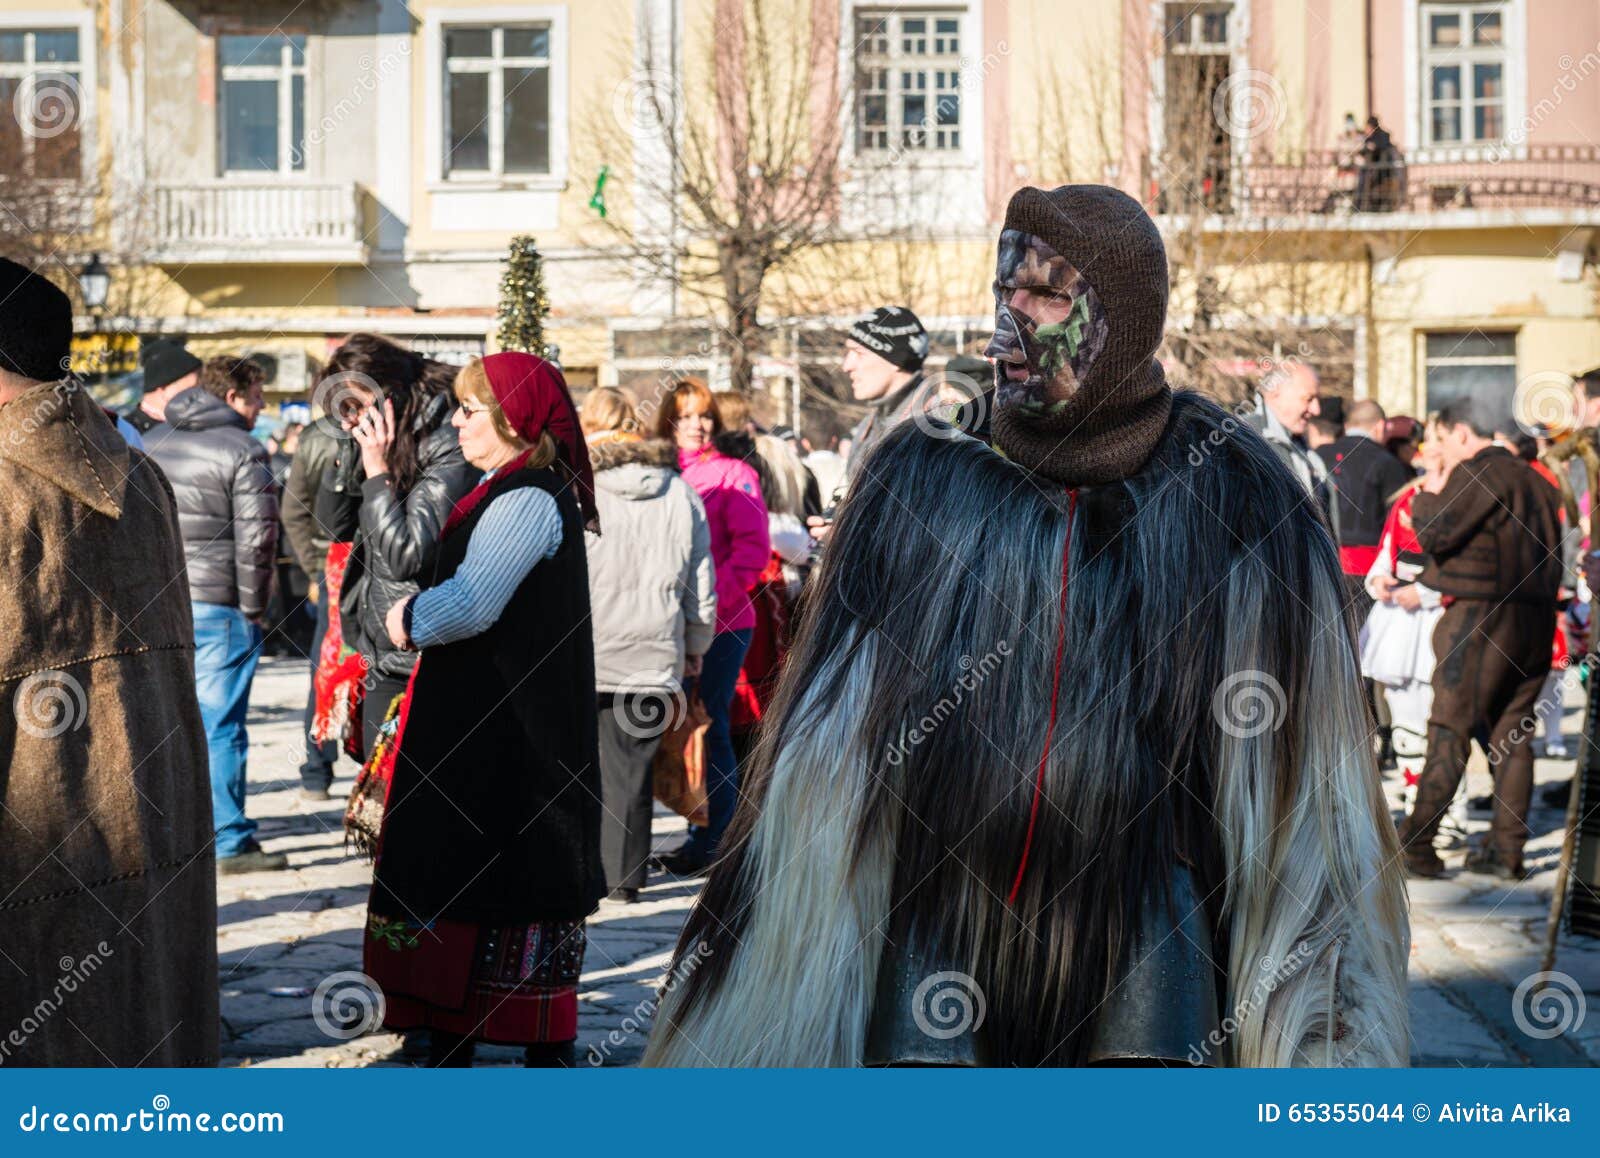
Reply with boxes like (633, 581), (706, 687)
(1143, 144), (1600, 229)
(146, 181), (371, 264)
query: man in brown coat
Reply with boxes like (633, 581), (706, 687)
(1396, 396), (1563, 880)
(0, 259), (218, 1065)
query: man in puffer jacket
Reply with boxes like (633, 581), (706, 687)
(584, 415), (717, 903)
(146, 358), (284, 873)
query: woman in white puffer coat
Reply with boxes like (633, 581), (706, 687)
(581, 388), (718, 902)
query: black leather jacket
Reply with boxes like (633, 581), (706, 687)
(280, 417), (342, 581)
(143, 387), (278, 618)
(331, 414), (478, 679)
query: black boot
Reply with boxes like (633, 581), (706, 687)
(428, 1030), (475, 1067)
(524, 1039), (577, 1068)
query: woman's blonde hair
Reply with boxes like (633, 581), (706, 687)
(712, 389), (752, 432)
(580, 386), (639, 437)
(455, 358), (557, 469)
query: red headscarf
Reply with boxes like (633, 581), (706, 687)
(476, 352), (597, 531)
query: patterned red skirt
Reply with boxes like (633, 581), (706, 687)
(364, 914), (585, 1046)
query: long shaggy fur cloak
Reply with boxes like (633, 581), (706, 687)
(644, 392), (1409, 1067)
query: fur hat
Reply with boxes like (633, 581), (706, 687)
(0, 259), (73, 383)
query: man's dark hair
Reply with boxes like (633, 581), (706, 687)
(1574, 366), (1600, 400)
(1436, 396), (1498, 440)
(1309, 416), (1342, 442)
(198, 356), (266, 404)
(1366, 115), (1380, 129)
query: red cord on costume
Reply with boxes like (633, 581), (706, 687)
(1007, 488), (1077, 905)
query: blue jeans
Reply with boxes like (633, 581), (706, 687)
(685, 629), (751, 860)
(194, 603), (263, 858)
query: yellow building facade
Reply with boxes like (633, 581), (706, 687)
(4, 0), (1596, 426)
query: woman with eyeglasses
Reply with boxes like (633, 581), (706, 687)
(362, 353), (605, 1068)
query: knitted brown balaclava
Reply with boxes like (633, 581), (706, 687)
(984, 185), (1173, 486)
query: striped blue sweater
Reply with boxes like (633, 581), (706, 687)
(409, 485), (562, 648)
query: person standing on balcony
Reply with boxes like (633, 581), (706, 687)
(0, 259), (220, 1064)
(145, 357), (285, 874)
(1356, 115), (1400, 212)
(127, 338), (202, 434)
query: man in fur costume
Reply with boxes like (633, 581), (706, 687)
(644, 185), (1409, 1068)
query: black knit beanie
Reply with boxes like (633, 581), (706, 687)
(989, 185), (1172, 487)
(141, 338), (203, 393)
(0, 258), (73, 384)
(849, 306), (929, 373)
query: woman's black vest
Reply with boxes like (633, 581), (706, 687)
(370, 464), (605, 926)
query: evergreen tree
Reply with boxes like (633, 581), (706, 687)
(496, 235), (550, 355)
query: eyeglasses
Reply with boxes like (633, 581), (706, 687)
(460, 401), (493, 416)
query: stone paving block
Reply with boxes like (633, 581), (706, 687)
(1408, 983), (1513, 1064)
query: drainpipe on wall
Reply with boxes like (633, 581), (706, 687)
(1364, 0), (1374, 118)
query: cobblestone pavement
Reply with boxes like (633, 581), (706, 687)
(219, 657), (1599, 1067)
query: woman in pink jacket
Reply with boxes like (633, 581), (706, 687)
(655, 378), (770, 874)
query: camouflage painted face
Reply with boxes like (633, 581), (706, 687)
(984, 229), (1109, 413)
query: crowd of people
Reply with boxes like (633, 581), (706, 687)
(0, 172), (1591, 1068)
(1249, 357), (1583, 881)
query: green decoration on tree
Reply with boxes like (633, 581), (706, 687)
(496, 235), (551, 355)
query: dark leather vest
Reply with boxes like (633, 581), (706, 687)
(863, 866), (1222, 1066)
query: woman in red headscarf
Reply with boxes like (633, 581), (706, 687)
(359, 352), (605, 1068)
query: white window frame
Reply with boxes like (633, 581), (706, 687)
(1147, 0), (1253, 204)
(1404, 0), (1525, 162)
(1421, 328), (1518, 411)
(1162, 1), (1234, 54)
(840, 1), (982, 175)
(217, 31), (307, 177)
(423, 6), (568, 190)
(0, 12), (94, 180)
(852, 7), (968, 156)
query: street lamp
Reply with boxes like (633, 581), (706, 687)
(78, 252), (110, 314)
(76, 254), (111, 387)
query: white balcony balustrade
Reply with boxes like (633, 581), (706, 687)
(147, 182), (369, 264)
